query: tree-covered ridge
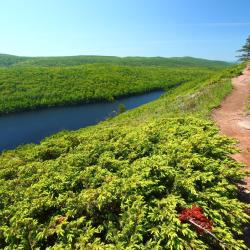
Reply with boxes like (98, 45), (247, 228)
(0, 54), (31, 67)
(0, 54), (232, 68)
(0, 64), (212, 115)
(0, 64), (248, 249)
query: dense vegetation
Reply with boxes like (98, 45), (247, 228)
(0, 54), (31, 67)
(0, 54), (232, 68)
(0, 63), (249, 249)
(0, 64), (213, 114)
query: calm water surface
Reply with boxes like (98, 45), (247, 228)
(0, 90), (163, 151)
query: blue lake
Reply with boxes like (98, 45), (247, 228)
(0, 90), (164, 151)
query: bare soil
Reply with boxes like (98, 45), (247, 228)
(212, 65), (250, 246)
(212, 65), (250, 184)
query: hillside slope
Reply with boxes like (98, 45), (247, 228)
(0, 54), (31, 67)
(0, 64), (249, 249)
(0, 64), (212, 115)
(0, 54), (232, 68)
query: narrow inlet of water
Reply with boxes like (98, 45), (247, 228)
(0, 90), (163, 151)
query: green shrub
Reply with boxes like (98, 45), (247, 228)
(0, 118), (248, 249)
(0, 63), (248, 249)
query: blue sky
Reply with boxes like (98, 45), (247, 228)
(0, 0), (249, 61)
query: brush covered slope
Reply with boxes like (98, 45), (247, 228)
(0, 54), (31, 67)
(0, 54), (232, 68)
(0, 64), (212, 115)
(0, 64), (249, 249)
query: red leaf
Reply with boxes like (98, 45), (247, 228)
(179, 205), (213, 234)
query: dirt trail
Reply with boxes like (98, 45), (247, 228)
(212, 65), (250, 246)
(212, 65), (250, 190)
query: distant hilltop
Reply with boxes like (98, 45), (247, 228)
(0, 54), (232, 68)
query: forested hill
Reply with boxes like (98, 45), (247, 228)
(0, 65), (212, 114)
(0, 54), (232, 68)
(0, 54), (31, 67)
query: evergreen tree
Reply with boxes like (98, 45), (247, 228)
(237, 36), (250, 62)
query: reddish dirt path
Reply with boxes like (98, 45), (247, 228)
(212, 65), (250, 246)
(212, 65), (250, 188)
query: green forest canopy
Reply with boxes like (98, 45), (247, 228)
(0, 56), (233, 115)
(0, 54), (232, 68)
(0, 64), (214, 114)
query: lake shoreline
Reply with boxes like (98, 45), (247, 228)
(0, 90), (164, 151)
(0, 87), (166, 117)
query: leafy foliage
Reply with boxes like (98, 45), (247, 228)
(107, 64), (244, 124)
(0, 62), (248, 249)
(0, 64), (212, 114)
(0, 118), (248, 249)
(0, 54), (232, 68)
(0, 54), (31, 67)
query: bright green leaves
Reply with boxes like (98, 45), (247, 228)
(0, 64), (213, 114)
(0, 116), (249, 249)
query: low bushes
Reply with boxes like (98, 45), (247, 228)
(0, 118), (248, 249)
